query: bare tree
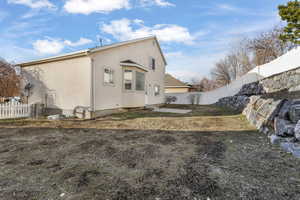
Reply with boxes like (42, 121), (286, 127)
(0, 59), (20, 98)
(247, 26), (295, 66)
(230, 39), (254, 76)
(209, 27), (292, 88)
(211, 58), (232, 87)
(195, 77), (217, 92)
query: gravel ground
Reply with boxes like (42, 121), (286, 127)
(1, 127), (300, 200)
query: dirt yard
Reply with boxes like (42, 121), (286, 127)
(1, 105), (300, 200)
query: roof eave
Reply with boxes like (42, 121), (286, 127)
(17, 36), (167, 67)
(120, 62), (149, 72)
(18, 50), (89, 67)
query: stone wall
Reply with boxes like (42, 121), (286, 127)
(215, 96), (250, 112)
(260, 66), (300, 93)
(215, 67), (300, 157)
(242, 96), (300, 158)
(216, 67), (300, 112)
(235, 66), (300, 97)
(242, 96), (285, 134)
(236, 82), (266, 96)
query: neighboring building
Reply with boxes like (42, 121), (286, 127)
(18, 36), (167, 118)
(165, 74), (190, 93)
(187, 84), (201, 92)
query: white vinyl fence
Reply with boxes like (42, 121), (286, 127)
(0, 102), (31, 119)
(167, 73), (261, 105)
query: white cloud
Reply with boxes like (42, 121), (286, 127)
(101, 18), (195, 44)
(64, 0), (130, 15)
(154, 0), (174, 7)
(216, 3), (238, 11)
(64, 37), (93, 47)
(0, 44), (38, 63)
(7, 0), (55, 9)
(166, 51), (227, 82)
(140, 0), (175, 7)
(33, 39), (64, 55)
(33, 37), (92, 55)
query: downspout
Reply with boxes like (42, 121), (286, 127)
(90, 56), (95, 113)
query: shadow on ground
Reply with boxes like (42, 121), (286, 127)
(0, 128), (300, 200)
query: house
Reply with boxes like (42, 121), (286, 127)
(165, 74), (190, 93)
(18, 36), (167, 118)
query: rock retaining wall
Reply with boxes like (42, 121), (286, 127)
(260, 67), (300, 93)
(240, 66), (300, 96)
(243, 96), (300, 157)
(215, 96), (249, 112)
(242, 96), (285, 134)
(216, 67), (300, 112)
(215, 67), (300, 157)
(236, 82), (266, 96)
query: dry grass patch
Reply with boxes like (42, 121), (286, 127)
(0, 105), (254, 131)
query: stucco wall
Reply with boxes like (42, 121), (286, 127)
(90, 38), (166, 110)
(22, 56), (91, 111)
(165, 88), (189, 94)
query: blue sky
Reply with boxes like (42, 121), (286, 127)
(0, 0), (289, 81)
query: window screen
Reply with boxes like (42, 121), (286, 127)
(136, 71), (145, 91)
(124, 70), (133, 90)
(104, 68), (114, 84)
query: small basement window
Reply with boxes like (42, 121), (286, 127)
(136, 71), (145, 91)
(104, 68), (114, 84)
(124, 70), (133, 90)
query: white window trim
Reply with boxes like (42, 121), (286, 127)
(123, 69), (134, 91)
(103, 67), (115, 86)
(135, 71), (145, 91)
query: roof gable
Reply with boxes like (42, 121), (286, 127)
(18, 36), (167, 67)
(165, 74), (190, 87)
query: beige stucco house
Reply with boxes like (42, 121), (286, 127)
(165, 74), (190, 93)
(19, 36), (166, 118)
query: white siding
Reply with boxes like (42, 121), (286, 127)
(91, 38), (166, 110)
(22, 56), (91, 110)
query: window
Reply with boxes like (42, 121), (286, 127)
(136, 71), (145, 91)
(154, 85), (160, 96)
(45, 92), (56, 108)
(150, 57), (156, 70)
(104, 68), (114, 84)
(124, 70), (133, 90)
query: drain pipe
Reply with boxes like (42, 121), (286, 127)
(90, 57), (96, 113)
